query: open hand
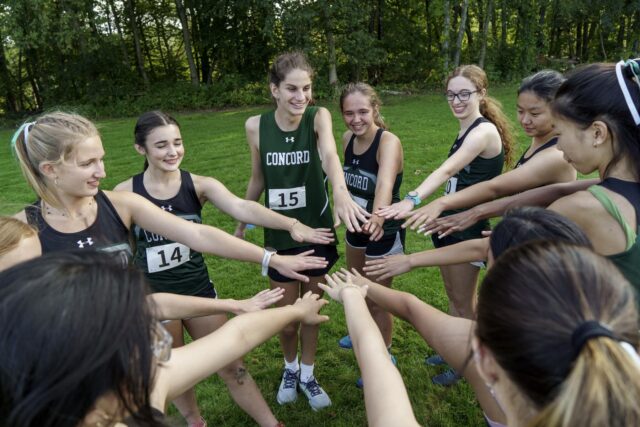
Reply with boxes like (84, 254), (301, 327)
(293, 291), (330, 325)
(290, 222), (335, 245)
(375, 199), (414, 220)
(270, 250), (328, 283)
(232, 288), (285, 314)
(318, 271), (368, 304)
(363, 254), (411, 280)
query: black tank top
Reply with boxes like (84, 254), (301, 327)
(131, 170), (211, 295)
(514, 137), (558, 168)
(599, 177), (640, 226)
(25, 190), (132, 265)
(343, 128), (403, 234)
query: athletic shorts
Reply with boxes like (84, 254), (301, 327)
(431, 233), (485, 268)
(268, 244), (339, 283)
(191, 281), (218, 299)
(345, 229), (405, 258)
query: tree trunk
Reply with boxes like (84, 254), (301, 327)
(453, 0), (469, 67)
(0, 33), (18, 114)
(106, 0), (131, 69)
(321, 2), (338, 93)
(500, 0), (507, 48)
(479, 0), (493, 68)
(175, 0), (199, 85)
(125, 0), (149, 86)
(442, 0), (450, 72)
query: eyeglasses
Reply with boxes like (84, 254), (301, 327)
(445, 90), (479, 102)
(151, 321), (173, 363)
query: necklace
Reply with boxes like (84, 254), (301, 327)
(44, 199), (95, 218)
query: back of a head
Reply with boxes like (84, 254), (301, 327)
(477, 241), (640, 426)
(0, 251), (158, 427)
(0, 217), (36, 257)
(489, 207), (591, 259)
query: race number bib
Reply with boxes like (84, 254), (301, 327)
(350, 193), (368, 210)
(268, 186), (307, 210)
(444, 177), (458, 195)
(146, 242), (190, 273)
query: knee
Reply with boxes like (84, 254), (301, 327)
(280, 322), (299, 338)
(219, 362), (249, 385)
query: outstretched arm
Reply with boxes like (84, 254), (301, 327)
(325, 270), (506, 424)
(153, 292), (329, 406)
(106, 190), (327, 282)
(319, 275), (419, 427)
(405, 150), (576, 230)
(148, 288), (285, 320)
(423, 178), (599, 237)
(315, 107), (369, 232)
(363, 237), (489, 280)
(195, 175), (334, 245)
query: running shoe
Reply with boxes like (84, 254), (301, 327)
(338, 335), (353, 349)
(431, 368), (462, 387)
(298, 376), (332, 411)
(425, 354), (446, 366)
(276, 368), (299, 404)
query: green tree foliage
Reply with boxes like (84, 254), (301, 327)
(0, 0), (637, 117)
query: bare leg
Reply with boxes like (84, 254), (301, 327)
(300, 276), (325, 365)
(439, 263), (480, 320)
(347, 243), (394, 347)
(270, 279), (302, 363)
(165, 320), (203, 425)
(185, 314), (278, 427)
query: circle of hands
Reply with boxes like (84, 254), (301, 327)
(319, 268), (371, 304)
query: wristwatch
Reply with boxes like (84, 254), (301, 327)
(404, 191), (421, 206)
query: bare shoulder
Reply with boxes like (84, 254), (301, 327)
(113, 177), (133, 192)
(472, 121), (501, 141)
(341, 129), (352, 144)
(13, 210), (28, 223)
(380, 130), (402, 147)
(314, 106), (332, 126)
(549, 190), (601, 225)
(245, 115), (261, 148)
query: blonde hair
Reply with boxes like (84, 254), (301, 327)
(0, 217), (37, 257)
(11, 112), (99, 208)
(447, 65), (515, 166)
(339, 82), (387, 129)
(477, 242), (640, 427)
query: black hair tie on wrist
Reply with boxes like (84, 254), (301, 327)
(571, 320), (616, 360)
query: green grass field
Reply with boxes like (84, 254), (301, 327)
(0, 85), (527, 426)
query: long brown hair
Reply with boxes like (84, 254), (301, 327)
(447, 65), (515, 166)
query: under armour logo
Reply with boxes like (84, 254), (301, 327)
(161, 205), (173, 212)
(284, 137), (295, 143)
(77, 237), (94, 249)
(352, 159), (360, 165)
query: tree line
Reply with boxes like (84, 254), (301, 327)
(0, 0), (638, 117)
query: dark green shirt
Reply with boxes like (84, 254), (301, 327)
(259, 107), (336, 250)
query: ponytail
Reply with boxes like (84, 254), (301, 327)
(529, 338), (640, 426)
(480, 96), (515, 167)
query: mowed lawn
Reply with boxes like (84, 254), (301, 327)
(0, 85), (527, 426)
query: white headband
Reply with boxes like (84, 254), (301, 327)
(615, 60), (640, 126)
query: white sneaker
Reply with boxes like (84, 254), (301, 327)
(298, 376), (332, 411)
(276, 368), (299, 404)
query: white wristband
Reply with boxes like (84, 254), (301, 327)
(262, 249), (276, 276)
